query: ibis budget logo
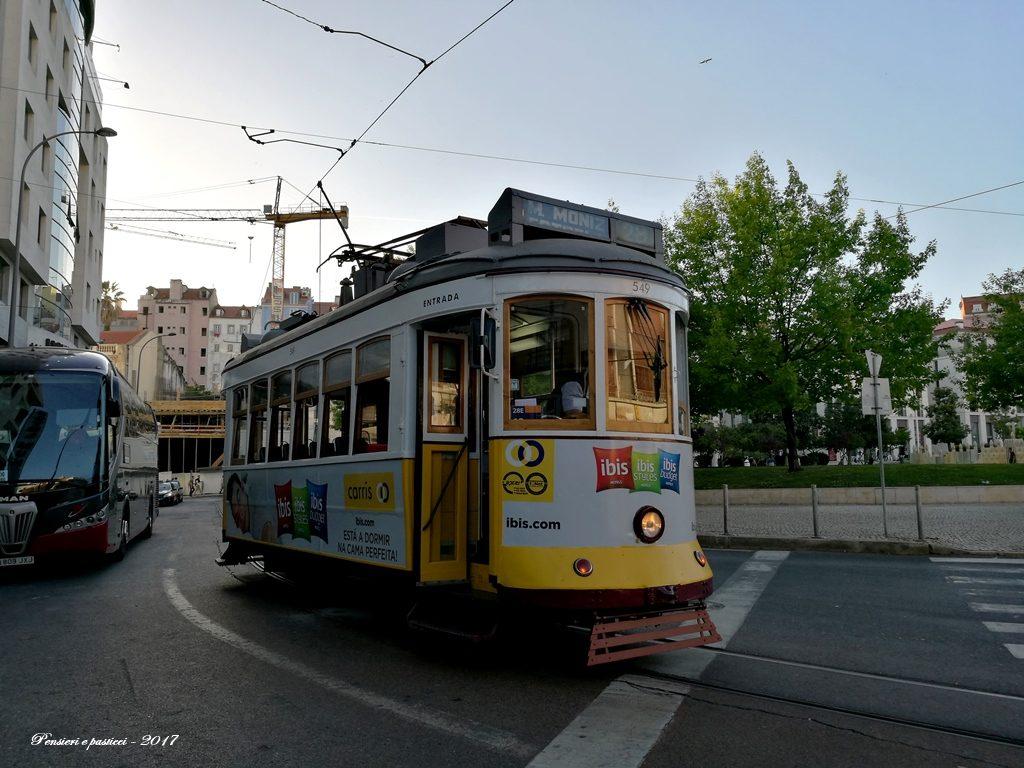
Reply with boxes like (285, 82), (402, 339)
(500, 439), (554, 503)
(594, 447), (680, 494)
(344, 472), (395, 512)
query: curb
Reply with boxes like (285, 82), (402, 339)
(698, 533), (1024, 558)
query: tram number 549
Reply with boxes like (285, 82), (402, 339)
(632, 280), (651, 295)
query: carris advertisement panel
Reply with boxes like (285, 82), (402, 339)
(224, 459), (408, 569)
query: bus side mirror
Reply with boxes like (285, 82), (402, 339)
(471, 314), (496, 371)
(108, 378), (122, 419)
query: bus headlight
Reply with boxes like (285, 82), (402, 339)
(634, 506), (664, 543)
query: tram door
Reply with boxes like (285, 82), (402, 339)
(419, 333), (470, 583)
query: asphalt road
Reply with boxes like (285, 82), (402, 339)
(1, 497), (1022, 767)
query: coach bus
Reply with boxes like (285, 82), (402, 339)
(0, 349), (158, 567)
(219, 189), (719, 664)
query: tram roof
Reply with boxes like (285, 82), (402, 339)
(0, 348), (113, 375)
(225, 237), (688, 373)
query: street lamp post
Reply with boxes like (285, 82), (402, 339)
(5, 127), (117, 348)
(134, 331), (176, 395)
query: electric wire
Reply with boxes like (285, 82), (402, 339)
(884, 178), (1024, 219)
(257, 0), (428, 66)
(3, 79), (1021, 218)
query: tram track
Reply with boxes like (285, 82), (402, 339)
(225, 550), (1024, 751)
(631, 663), (1024, 751)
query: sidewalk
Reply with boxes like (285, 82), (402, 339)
(696, 502), (1024, 553)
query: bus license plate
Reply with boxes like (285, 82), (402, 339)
(0, 556), (34, 567)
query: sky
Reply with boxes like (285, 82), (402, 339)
(91, 0), (1024, 316)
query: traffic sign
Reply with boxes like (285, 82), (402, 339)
(861, 377), (892, 415)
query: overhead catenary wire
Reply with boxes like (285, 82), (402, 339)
(3, 77), (1022, 219)
(883, 178), (1024, 219)
(257, 0), (428, 67)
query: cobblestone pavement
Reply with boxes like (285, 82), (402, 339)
(696, 502), (1024, 552)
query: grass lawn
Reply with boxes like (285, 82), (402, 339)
(693, 463), (1024, 489)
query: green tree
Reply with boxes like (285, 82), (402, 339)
(923, 386), (968, 449)
(182, 384), (216, 400)
(100, 281), (125, 330)
(959, 268), (1024, 411)
(666, 153), (942, 471)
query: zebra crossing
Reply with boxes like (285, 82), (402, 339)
(932, 556), (1024, 660)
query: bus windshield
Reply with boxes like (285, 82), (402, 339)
(0, 372), (105, 488)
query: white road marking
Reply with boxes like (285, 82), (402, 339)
(531, 550), (789, 768)
(161, 569), (534, 758)
(983, 622), (1024, 634)
(959, 589), (1024, 598)
(930, 557), (1022, 564)
(1006, 644), (1024, 659)
(939, 566), (1024, 575)
(947, 576), (1024, 586)
(968, 602), (1024, 614)
(642, 550), (790, 678)
(525, 676), (690, 768)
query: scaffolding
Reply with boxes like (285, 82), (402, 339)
(151, 400), (225, 473)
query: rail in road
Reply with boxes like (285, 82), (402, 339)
(2, 498), (1023, 767)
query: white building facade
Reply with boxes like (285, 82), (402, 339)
(0, 0), (107, 348)
(207, 305), (255, 394)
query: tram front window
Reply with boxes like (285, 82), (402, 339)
(606, 299), (672, 433)
(506, 297), (593, 427)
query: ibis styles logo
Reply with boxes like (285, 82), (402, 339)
(275, 480), (329, 542)
(593, 447), (680, 494)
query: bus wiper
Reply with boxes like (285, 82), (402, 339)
(3, 406), (48, 481)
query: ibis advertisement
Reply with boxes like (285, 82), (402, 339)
(498, 438), (696, 548)
(224, 459), (407, 569)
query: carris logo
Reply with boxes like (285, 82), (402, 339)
(504, 439), (545, 468)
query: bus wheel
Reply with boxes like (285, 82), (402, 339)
(141, 497), (154, 540)
(110, 512), (128, 562)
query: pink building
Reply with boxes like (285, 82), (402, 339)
(138, 280), (218, 388)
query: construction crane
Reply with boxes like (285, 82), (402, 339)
(106, 177), (349, 323)
(105, 223), (237, 249)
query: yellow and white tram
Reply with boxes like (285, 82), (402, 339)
(220, 189), (719, 664)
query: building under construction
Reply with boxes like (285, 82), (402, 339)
(151, 399), (225, 473)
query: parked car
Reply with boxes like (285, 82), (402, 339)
(169, 479), (184, 504)
(158, 482), (176, 507)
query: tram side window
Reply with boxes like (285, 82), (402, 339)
(354, 338), (390, 453)
(292, 361), (319, 460)
(231, 386), (249, 464)
(268, 371), (292, 462)
(606, 299), (672, 433)
(248, 378), (268, 463)
(321, 350), (351, 457)
(675, 312), (690, 436)
(506, 297), (593, 427)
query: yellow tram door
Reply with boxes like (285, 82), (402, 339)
(418, 333), (470, 583)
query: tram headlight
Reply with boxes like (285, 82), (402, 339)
(633, 506), (665, 544)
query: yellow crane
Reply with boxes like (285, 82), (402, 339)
(106, 176), (349, 323)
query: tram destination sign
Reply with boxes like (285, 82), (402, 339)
(489, 189), (664, 260)
(521, 198), (609, 240)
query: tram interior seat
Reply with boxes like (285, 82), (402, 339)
(293, 443), (308, 460)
